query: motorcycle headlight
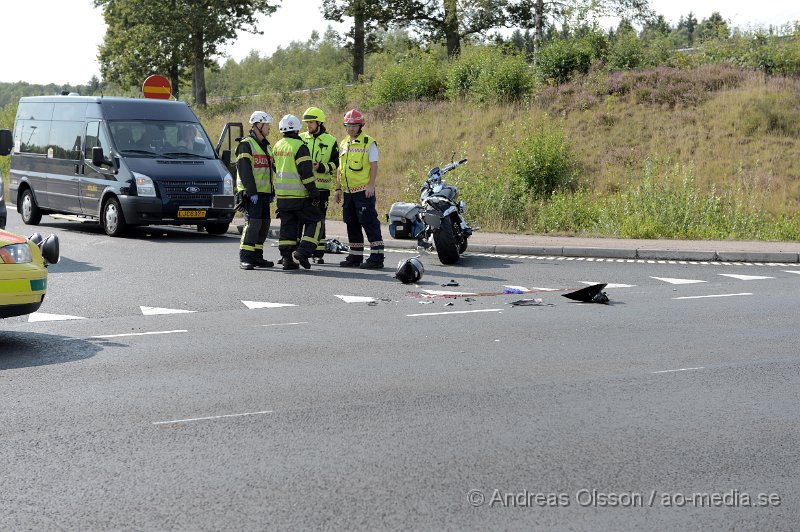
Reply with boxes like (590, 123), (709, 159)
(223, 172), (233, 195)
(0, 243), (33, 264)
(132, 172), (157, 197)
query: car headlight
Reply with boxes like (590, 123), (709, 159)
(223, 172), (233, 195)
(132, 172), (157, 197)
(0, 243), (33, 264)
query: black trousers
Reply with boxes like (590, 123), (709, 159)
(240, 193), (272, 259)
(279, 200), (322, 258)
(342, 191), (384, 263)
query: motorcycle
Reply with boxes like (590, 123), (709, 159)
(387, 158), (477, 265)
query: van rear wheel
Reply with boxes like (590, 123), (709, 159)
(204, 222), (230, 235)
(102, 197), (128, 237)
(20, 189), (42, 225)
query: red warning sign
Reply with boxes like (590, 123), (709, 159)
(142, 75), (172, 100)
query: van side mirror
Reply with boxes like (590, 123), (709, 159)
(0, 129), (12, 156)
(221, 150), (231, 166)
(92, 146), (111, 167)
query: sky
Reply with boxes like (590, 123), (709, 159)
(1, 0), (797, 86)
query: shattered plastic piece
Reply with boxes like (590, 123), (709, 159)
(325, 239), (349, 254)
(509, 298), (551, 307)
(562, 283), (610, 304)
(464, 297), (476, 303)
(419, 301), (434, 304)
(503, 287), (525, 294)
(444, 302), (454, 306)
(441, 280), (460, 287)
(367, 301), (378, 306)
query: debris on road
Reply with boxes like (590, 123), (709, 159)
(562, 283), (610, 304)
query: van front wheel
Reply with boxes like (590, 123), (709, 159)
(102, 197), (128, 237)
(204, 222), (230, 235)
(20, 189), (42, 225)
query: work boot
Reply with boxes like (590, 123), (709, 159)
(255, 257), (274, 268)
(359, 260), (384, 270)
(239, 249), (257, 270)
(339, 255), (363, 268)
(293, 250), (311, 270)
(281, 254), (299, 271)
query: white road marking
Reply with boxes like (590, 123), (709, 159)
(421, 289), (477, 296)
(91, 330), (188, 339)
(140, 306), (196, 315)
(784, 270), (800, 275)
(260, 322), (308, 327)
(335, 295), (375, 303)
(153, 409), (274, 425)
(673, 293), (753, 300)
(651, 276), (707, 285)
(28, 312), (87, 322)
(406, 309), (503, 317)
(580, 282), (636, 288)
(241, 301), (297, 309)
(718, 274), (774, 281)
(652, 367), (705, 374)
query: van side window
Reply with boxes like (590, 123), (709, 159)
(15, 120), (50, 155)
(84, 121), (110, 160)
(48, 121), (84, 160)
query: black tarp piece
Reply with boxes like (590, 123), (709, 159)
(562, 283), (610, 304)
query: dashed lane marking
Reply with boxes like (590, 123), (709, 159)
(652, 367), (705, 374)
(140, 306), (196, 315)
(580, 282), (636, 288)
(28, 312), (87, 322)
(335, 295), (375, 303)
(406, 308), (503, 317)
(718, 274), (774, 281)
(241, 301), (297, 309)
(651, 277), (707, 285)
(153, 409), (274, 426)
(673, 293), (753, 300)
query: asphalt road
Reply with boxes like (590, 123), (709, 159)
(2, 216), (799, 530)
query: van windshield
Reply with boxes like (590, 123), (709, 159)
(109, 121), (215, 159)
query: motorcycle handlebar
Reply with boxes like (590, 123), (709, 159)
(441, 158), (468, 175)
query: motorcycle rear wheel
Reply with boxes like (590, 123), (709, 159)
(434, 217), (460, 265)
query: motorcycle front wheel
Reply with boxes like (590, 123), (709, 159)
(433, 217), (460, 265)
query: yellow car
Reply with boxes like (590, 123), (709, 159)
(0, 229), (59, 319)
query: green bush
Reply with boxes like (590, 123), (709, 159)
(536, 33), (603, 84)
(741, 92), (800, 137)
(371, 52), (446, 106)
(510, 122), (579, 198)
(446, 47), (533, 103)
(607, 29), (645, 71)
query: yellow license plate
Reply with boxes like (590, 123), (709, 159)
(177, 209), (207, 219)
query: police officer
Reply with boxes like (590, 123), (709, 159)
(334, 109), (384, 269)
(273, 114), (322, 270)
(237, 111), (275, 270)
(299, 106), (339, 264)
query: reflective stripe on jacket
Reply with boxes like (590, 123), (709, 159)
(300, 130), (338, 191)
(274, 137), (313, 198)
(236, 136), (274, 194)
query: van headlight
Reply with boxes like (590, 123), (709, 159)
(0, 243), (33, 264)
(223, 172), (233, 195)
(132, 172), (157, 197)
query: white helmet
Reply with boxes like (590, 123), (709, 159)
(249, 111), (273, 125)
(279, 114), (302, 133)
(395, 256), (424, 284)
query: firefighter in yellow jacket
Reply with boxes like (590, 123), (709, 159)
(273, 114), (322, 270)
(236, 111), (275, 270)
(334, 108), (384, 269)
(300, 106), (339, 263)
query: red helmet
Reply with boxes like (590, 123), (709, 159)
(343, 108), (365, 126)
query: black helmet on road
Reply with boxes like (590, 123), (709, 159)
(395, 256), (424, 284)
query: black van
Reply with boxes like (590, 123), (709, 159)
(8, 95), (235, 236)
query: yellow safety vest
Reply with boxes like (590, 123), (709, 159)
(273, 137), (313, 199)
(299, 131), (337, 191)
(339, 133), (376, 193)
(236, 136), (274, 194)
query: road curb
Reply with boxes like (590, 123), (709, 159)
(230, 225), (800, 264)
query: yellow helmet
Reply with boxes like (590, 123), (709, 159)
(302, 107), (326, 124)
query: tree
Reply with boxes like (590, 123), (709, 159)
(676, 11), (698, 47)
(386, 0), (510, 56)
(697, 12), (730, 42)
(95, 0), (279, 106)
(507, 0), (653, 56)
(322, 0), (389, 81)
